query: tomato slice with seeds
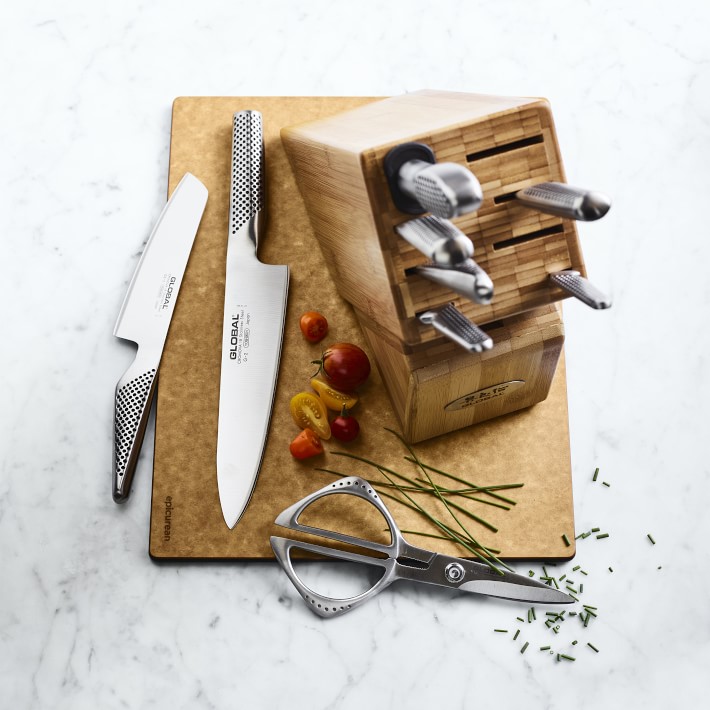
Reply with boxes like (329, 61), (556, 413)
(310, 378), (359, 412)
(289, 392), (331, 440)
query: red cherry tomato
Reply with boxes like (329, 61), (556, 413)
(313, 343), (371, 391)
(330, 406), (360, 442)
(289, 428), (324, 460)
(299, 311), (329, 343)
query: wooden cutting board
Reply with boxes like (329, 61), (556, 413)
(149, 96), (575, 561)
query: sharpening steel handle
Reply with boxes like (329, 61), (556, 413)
(112, 348), (160, 503)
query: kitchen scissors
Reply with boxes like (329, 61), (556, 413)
(271, 476), (573, 618)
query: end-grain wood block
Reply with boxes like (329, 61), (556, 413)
(281, 90), (585, 348)
(357, 304), (565, 443)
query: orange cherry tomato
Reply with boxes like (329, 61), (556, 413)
(289, 392), (331, 440)
(299, 311), (329, 343)
(289, 428), (324, 460)
(310, 378), (358, 411)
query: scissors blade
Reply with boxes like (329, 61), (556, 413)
(408, 554), (574, 605)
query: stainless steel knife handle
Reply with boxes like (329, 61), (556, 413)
(399, 160), (483, 219)
(515, 182), (611, 221)
(419, 304), (493, 352)
(413, 259), (494, 305)
(230, 110), (265, 254)
(395, 215), (474, 266)
(112, 348), (160, 502)
(550, 270), (612, 309)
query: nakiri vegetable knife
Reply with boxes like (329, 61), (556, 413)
(216, 110), (289, 529)
(113, 172), (208, 503)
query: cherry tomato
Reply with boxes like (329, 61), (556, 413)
(299, 311), (328, 343)
(310, 378), (358, 411)
(313, 343), (371, 391)
(289, 428), (324, 460)
(330, 406), (360, 442)
(289, 392), (331, 440)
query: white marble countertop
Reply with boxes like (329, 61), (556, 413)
(2, 1), (709, 707)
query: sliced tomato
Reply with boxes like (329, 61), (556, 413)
(289, 392), (331, 440)
(289, 428), (324, 460)
(310, 378), (358, 411)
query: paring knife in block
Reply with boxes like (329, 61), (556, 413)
(113, 173), (208, 503)
(216, 110), (289, 529)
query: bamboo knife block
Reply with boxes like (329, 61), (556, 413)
(357, 304), (564, 442)
(281, 89), (586, 347)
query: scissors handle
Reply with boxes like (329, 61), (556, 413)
(270, 536), (399, 618)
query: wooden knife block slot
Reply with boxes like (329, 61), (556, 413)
(356, 305), (564, 443)
(281, 89), (585, 349)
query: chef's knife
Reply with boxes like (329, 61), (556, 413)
(113, 172), (208, 503)
(217, 110), (289, 529)
(514, 182), (611, 221)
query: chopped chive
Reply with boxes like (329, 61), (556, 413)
(602, 481), (611, 487)
(531, 608), (536, 621)
(583, 614), (590, 628)
(647, 533), (656, 545)
(513, 629), (520, 640)
(528, 609), (533, 623)
(494, 629), (508, 633)
(596, 533), (609, 539)
(658, 566), (662, 570)
(581, 569), (588, 576)
(559, 654), (576, 662)
(572, 565), (580, 571)
(593, 467), (599, 481)
(583, 604), (598, 611)
(569, 611), (577, 617)
(587, 642), (599, 653)
(546, 611), (559, 617)
(572, 640), (578, 645)
(562, 533), (571, 547)
(540, 645), (551, 651)
(517, 617), (525, 623)
(566, 585), (578, 594)
(591, 527), (600, 533)
(580, 583), (584, 593)
(559, 574), (566, 581)
(552, 625), (560, 634)
(521, 642), (529, 654)
(528, 570), (535, 577)
(567, 592), (580, 602)
(608, 567), (614, 573)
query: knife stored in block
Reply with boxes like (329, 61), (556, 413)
(216, 111), (289, 529)
(514, 182), (611, 221)
(112, 173), (208, 503)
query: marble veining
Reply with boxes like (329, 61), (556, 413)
(2, 0), (710, 708)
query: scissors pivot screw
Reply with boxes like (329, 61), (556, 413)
(444, 562), (465, 583)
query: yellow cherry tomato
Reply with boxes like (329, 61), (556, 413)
(289, 392), (331, 440)
(310, 378), (359, 412)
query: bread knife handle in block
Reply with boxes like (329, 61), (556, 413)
(419, 303), (493, 353)
(550, 270), (612, 310)
(112, 348), (160, 502)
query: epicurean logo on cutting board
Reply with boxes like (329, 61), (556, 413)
(229, 309), (251, 362)
(163, 496), (173, 542)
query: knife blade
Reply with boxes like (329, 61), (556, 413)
(216, 110), (289, 529)
(112, 172), (208, 503)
